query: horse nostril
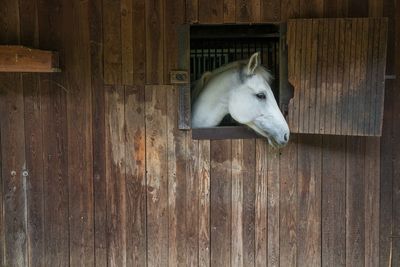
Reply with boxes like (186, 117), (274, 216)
(284, 133), (288, 142)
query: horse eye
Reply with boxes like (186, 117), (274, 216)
(256, 93), (266, 100)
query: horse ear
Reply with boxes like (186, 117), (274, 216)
(246, 52), (260, 75)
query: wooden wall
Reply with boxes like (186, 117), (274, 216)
(0, 0), (398, 266)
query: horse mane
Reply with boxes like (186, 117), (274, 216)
(191, 60), (273, 103)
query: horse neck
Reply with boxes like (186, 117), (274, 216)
(192, 69), (239, 128)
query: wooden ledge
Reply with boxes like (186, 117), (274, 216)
(0, 45), (60, 73)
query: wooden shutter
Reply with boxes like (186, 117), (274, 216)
(287, 18), (388, 136)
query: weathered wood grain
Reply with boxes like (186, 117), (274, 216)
(121, 0), (133, 85)
(223, 0), (235, 23)
(198, 140), (211, 267)
(364, 137), (380, 267)
(279, 136), (298, 267)
(186, 0), (199, 23)
(0, 74), (27, 267)
(132, 0), (146, 85)
(210, 139), (231, 267)
(236, 0), (260, 23)
(267, 145), (280, 267)
(262, 0), (282, 22)
(103, 0), (122, 85)
(255, 139), (268, 267)
(164, 0), (186, 83)
(322, 136), (346, 267)
(288, 18), (388, 136)
(125, 85), (147, 267)
(37, 0), (70, 264)
(167, 86), (188, 267)
(19, 1), (44, 266)
(231, 139), (255, 267)
(89, 0), (107, 264)
(297, 135), (322, 267)
(65, 0), (95, 265)
(145, 85), (169, 267)
(187, 135), (199, 267)
(199, 0), (223, 23)
(105, 85), (127, 267)
(345, 137), (365, 267)
(146, 0), (165, 84)
(391, 2), (400, 264)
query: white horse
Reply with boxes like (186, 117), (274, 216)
(192, 52), (290, 147)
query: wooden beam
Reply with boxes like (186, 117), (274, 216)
(0, 45), (60, 72)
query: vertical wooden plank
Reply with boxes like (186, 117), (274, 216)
(345, 18), (357, 135)
(0, 1), (26, 266)
(132, 0), (146, 85)
(379, 79), (394, 267)
(330, 19), (340, 135)
(348, 19), (362, 135)
(297, 135), (322, 267)
(348, 0), (368, 17)
(357, 19), (369, 136)
(198, 140), (211, 267)
(267, 146), (280, 267)
(0, 74), (27, 267)
(324, 0), (339, 17)
(121, 0), (134, 85)
(321, 136), (346, 267)
(261, 0), (281, 22)
(22, 75), (44, 267)
(373, 18), (388, 136)
(145, 85), (169, 267)
(231, 139), (255, 267)
(324, 19), (335, 134)
(379, 2), (394, 266)
(319, 20), (329, 134)
(89, 0), (107, 264)
(19, 1), (44, 266)
(210, 139), (231, 267)
(340, 19), (352, 135)
(279, 136), (298, 266)
(345, 137), (365, 267)
(37, 0), (69, 265)
(198, 0), (223, 23)
(255, 139), (268, 267)
(364, 137), (380, 267)
(391, 3), (400, 265)
(40, 76), (69, 267)
(290, 20), (302, 133)
(287, 20), (296, 132)
(125, 85), (147, 267)
(166, 86), (188, 267)
(315, 20), (325, 134)
(231, 140), (244, 267)
(299, 0), (324, 17)
(298, 20), (308, 133)
(105, 85), (127, 267)
(300, 20), (312, 133)
(366, 19), (379, 135)
(103, 0), (122, 85)
(65, 0), (95, 265)
(164, 0), (186, 83)
(146, 0), (164, 84)
(186, 0), (199, 23)
(223, 0), (235, 23)
(308, 20), (318, 134)
(236, 0), (260, 23)
(187, 136), (199, 267)
(335, 19), (345, 135)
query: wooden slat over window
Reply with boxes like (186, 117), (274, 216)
(287, 18), (388, 136)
